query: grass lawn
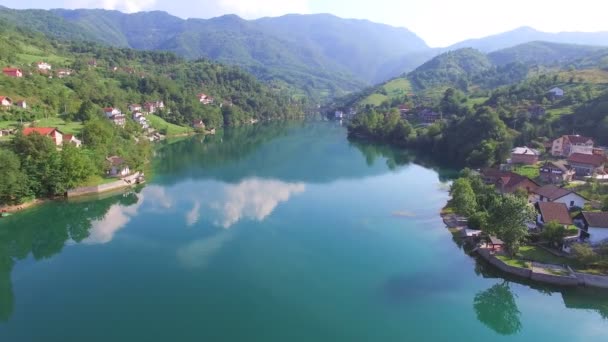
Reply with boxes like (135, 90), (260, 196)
(383, 78), (411, 95)
(512, 164), (540, 179)
(78, 175), (119, 187)
(147, 114), (193, 136)
(517, 246), (577, 267)
(496, 255), (531, 269)
(34, 117), (83, 135)
(467, 96), (488, 108)
(546, 106), (574, 118)
(360, 93), (388, 107)
(0, 120), (20, 129)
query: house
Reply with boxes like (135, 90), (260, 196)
(335, 111), (344, 119)
(532, 184), (588, 209)
(192, 119), (205, 129)
(56, 69), (73, 78)
(0, 96), (12, 107)
(418, 109), (440, 124)
(574, 212), (608, 245)
(551, 135), (594, 157)
(15, 100), (26, 109)
(128, 104), (142, 112)
(110, 114), (126, 127)
(0, 129), (13, 137)
(567, 153), (606, 177)
(104, 107), (122, 118)
(480, 169), (540, 195)
(3, 67), (22, 78)
(398, 105), (410, 115)
(528, 104), (546, 119)
(88, 59), (97, 67)
(548, 87), (564, 98)
(106, 156), (130, 177)
(539, 160), (575, 184)
(63, 134), (82, 147)
(536, 202), (573, 227)
(36, 62), (52, 71)
(510, 146), (540, 165)
(198, 93), (214, 105)
(23, 127), (63, 146)
(133, 113), (149, 129)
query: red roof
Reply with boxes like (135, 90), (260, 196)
(104, 107), (117, 112)
(3, 67), (21, 72)
(568, 153), (606, 167)
(23, 127), (57, 136)
(566, 135), (593, 145)
(537, 202), (573, 225)
(64, 134), (73, 140)
(0, 96), (9, 101)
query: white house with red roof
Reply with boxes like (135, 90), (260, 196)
(568, 153), (606, 176)
(2, 68), (22, 78)
(104, 107), (122, 118)
(36, 62), (52, 71)
(128, 104), (142, 112)
(0, 96), (12, 107)
(198, 93), (214, 105)
(551, 135), (594, 157)
(23, 127), (64, 146)
(15, 100), (26, 109)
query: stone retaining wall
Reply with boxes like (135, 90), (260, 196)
(67, 172), (141, 198)
(530, 272), (579, 286)
(477, 248), (532, 278)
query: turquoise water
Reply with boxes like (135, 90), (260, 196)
(1, 122), (607, 341)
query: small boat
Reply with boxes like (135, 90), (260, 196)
(0, 212), (12, 218)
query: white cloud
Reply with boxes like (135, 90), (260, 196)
(176, 230), (234, 269)
(186, 200), (201, 227)
(84, 194), (143, 244)
(67, 0), (157, 13)
(212, 178), (305, 228)
(217, 0), (310, 18)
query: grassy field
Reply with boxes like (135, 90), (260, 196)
(496, 255), (531, 269)
(467, 96), (488, 108)
(512, 164), (540, 179)
(78, 175), (120, 187)
(360, 93), (389, 107)
(546, 105), (574, 118)
(383, 78), (411, 95)
(147, 114), (193, 136)
(34, 117), (83, 134)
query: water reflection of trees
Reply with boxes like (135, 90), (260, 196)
(473, 281), (522, 335)
(0, 191), (139, 322)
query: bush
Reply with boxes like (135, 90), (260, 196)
(571, 243), (599, 265)
(468, 211), (489, 230)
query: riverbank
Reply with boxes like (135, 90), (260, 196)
(1, 198), (48, 214)
(441, 206), (608, 289)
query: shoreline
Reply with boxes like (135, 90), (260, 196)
(1, 198), (48, 214)
(440, 204), (608, 290)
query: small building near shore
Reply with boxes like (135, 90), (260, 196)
(574, 212), (608, 245)
(106, 156), (130, 177)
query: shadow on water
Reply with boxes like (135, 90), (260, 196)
(0, 190), (141, 322)
(473, 281), (522, 335)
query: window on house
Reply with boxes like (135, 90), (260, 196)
(570, 201), (575, 207)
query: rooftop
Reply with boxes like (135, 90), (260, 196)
(568, 153), (605, 167)
(581, 212), (608, 228)
(512, 146), (540, 156)
(533, 184), (574, 201)
(538, 202), (573, 225)
(23, 127), (58, 136)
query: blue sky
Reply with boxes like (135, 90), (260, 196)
(1, 0), (608, 47)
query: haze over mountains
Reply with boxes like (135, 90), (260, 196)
(1, 6), (607, 98)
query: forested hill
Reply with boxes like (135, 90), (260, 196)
(0, 21), (303, 128)
(0, 7), (431, 99)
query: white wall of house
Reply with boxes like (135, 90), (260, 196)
(588, 227), (608, 245)
(570, 145), (594, 156)
(553, 193), (587, 209)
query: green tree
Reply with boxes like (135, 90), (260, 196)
(572, 243), (599, 266)
(473, 282), (522, 335)
(60, 143), (96, 189)
(0, 149), (31, 205)
(486, 194), (535, 255)
(450, 178), (478, 217)
(541, 220), (567, 247)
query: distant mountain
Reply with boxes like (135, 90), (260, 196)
(0, 7), (431, 98)
(449, 26), (608, 52)
(488, 41), (607, 66)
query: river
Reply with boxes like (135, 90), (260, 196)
(0, 122), (607, 341)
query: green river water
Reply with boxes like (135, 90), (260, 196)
(0, 122), (607, 341)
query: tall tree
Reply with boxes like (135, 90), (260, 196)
(486, 194), (535, 255)
(450, 178), (478, 217)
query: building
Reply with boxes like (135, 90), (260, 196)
(104, 107), (122, 118)
(110, 114), (126, 127)
(128, 104), (142, 112)
(510, 146), (540, 165)
(551, 135), (594, 157)
(56, 69), (73, 78)
(548, 87), (564, 98)
(63, 134), (82, 147)
(198, 93), (214, 105)
(15, 100), (26, 109)
(480, 169), (540, 195)
(106, 156), (130, 177)
(539, 161), (575, 184)
(398, 105), (410, 115)
(536, 202), (573, 227)
(3, 67), (22, 78)
(88, 59), (97, 67)
(133, 113), (149, 129)
(335, 111), (344, 119)
(0, 96), (12, 107)
(36, 62), (52, 71)
(192, 119), (205, 129)
(574, 212), (608, 245)
(418, 109), (440, 124)
(567, 153), (606, 177)
(532, 184), (588, 209)
(23, 127), (63, 146)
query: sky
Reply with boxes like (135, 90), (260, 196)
(1, 0), (608, 47)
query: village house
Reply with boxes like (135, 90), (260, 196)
(132, 112), (149, 129)
(335, 110), (344, 119)
(3, 67), (23, 78)
(15, 100), (26, 109)
(88, 59), (97, 67)
(104, 107), (122, 118)
(532, 184), (588, 209)
(418, 109), (440, 124)
(192, 119), (206, 129)
(548, 87), (564, 98)
(0, 96), (12, 107)
(198, 93), (214, 105)
(56, 69), (73, 78)
(0, 129), (13, 137)
(63, 134), (82, 147)
(129, 104), (142, 112)
(398, 105), (410, 116)
(106, 156), (130, 177)
(574, 212), (608, 245)
(539, 160), (575, 184)
(510, 146), (540, 165)
(480, 169), (540, 196)
(567, 153), (606, 177)
(110, 114), (126, 127)
(36, 62), (52, 71)
(23, 127), (63, 146)
(551, 135), (594, 157)
(536, 201), (574, 228)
